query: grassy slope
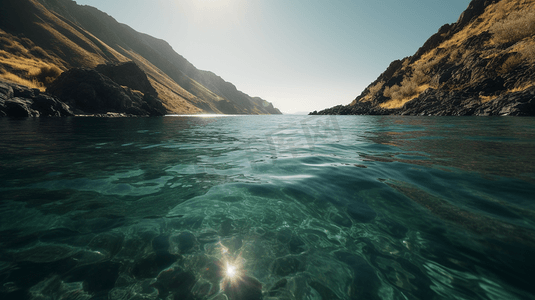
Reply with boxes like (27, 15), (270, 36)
(0, 0), (280, 114)
(0, 0), (116, 90)
(351, 0), (535, 110)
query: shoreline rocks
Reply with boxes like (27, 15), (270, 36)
(1, 62), (168, 118)
(0, 81), (74, 117)
(310, 85), (535, 116)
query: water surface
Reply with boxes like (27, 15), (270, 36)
(1, 115), (535, 300)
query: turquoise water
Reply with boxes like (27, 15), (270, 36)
(1, 115), (535, 300)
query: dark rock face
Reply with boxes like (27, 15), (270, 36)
(456, 0), (500, 29)
(46, 68), (166, 116)
(0, 81), (14, 101)
(95, 61), (158, 96)
(0, 81), (74, 117)
(399, 87), (535, 116)
(312, 86), (535, 117)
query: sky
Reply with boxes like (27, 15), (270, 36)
(75, 0), (471, 114)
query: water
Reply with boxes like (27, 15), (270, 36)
(1, 115), (535, 300)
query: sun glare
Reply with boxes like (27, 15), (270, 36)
(226, 263), (237, 278)
(172, 0), (246, 30)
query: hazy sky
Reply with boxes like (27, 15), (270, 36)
(75, 0), (471, 114)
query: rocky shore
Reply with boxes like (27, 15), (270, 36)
(1, 62), (167, 118)
(312, 0), (535, 117)
(311, 85), (535, 116)
(0, 81), (73, 117)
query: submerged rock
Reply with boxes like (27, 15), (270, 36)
(334, 251), (382, 300)
(169, 231), (198, 254)
(152, 267), (197, 299)
(271, 256), (304, 276)
(131, 252), (179, 279)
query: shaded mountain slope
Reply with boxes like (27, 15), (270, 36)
(0, 0), (281, 114)
(313, 0), (535, 116)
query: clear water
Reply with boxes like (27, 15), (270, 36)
(1, 115), (535, 300)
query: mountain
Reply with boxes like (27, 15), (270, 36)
(0, 0), (281, 115)
(312, 0), (535, 116)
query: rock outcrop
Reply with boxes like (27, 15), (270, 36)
(312, 0), (535, 116)
(0, 80), (74, 117)
(46, 67), (166, 116)
(312, 85), (535, 116)
(95, 61), (158, 96)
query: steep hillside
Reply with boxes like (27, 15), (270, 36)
(313, 0), (535, 116)
(0, 0), (281, 115)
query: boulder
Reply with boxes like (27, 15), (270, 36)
(95, 61), (158, 96)
(3, 97), (40, 117)
(32, 94), (74, 117)
(0, 80), (74, 117)
(46, 68), (166, 116)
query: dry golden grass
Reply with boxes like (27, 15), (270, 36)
(360, 81), (384, 102)
(479, 95), (496, 103)
(498, 53), (524, 74)
(510, 36), (535, 62)
(0, 46), (64, 90)
(37, 23), (105, 67)
(29, 0), (126, 67)
(0, 72), (45, 90)
(0, 28), (66, 90)
(151, 79), (205, 114)
(412, 64), (433, 85)
(369, 81), (384, 95)
(384, 78), (418, 100)
(491, 6), (535, 44)
(34, 65), (62, 86)
(439, 0), (535, 49)
(383, 63), (432, 103)
(509, 82), (535, 93)
(380, 84), (430, 109)
(478, 83), (535, 103)
(83, 30), (129, 63)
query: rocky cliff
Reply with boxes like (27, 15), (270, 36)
(312, 0), (535, 116)
(0, 0), (281, 115)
